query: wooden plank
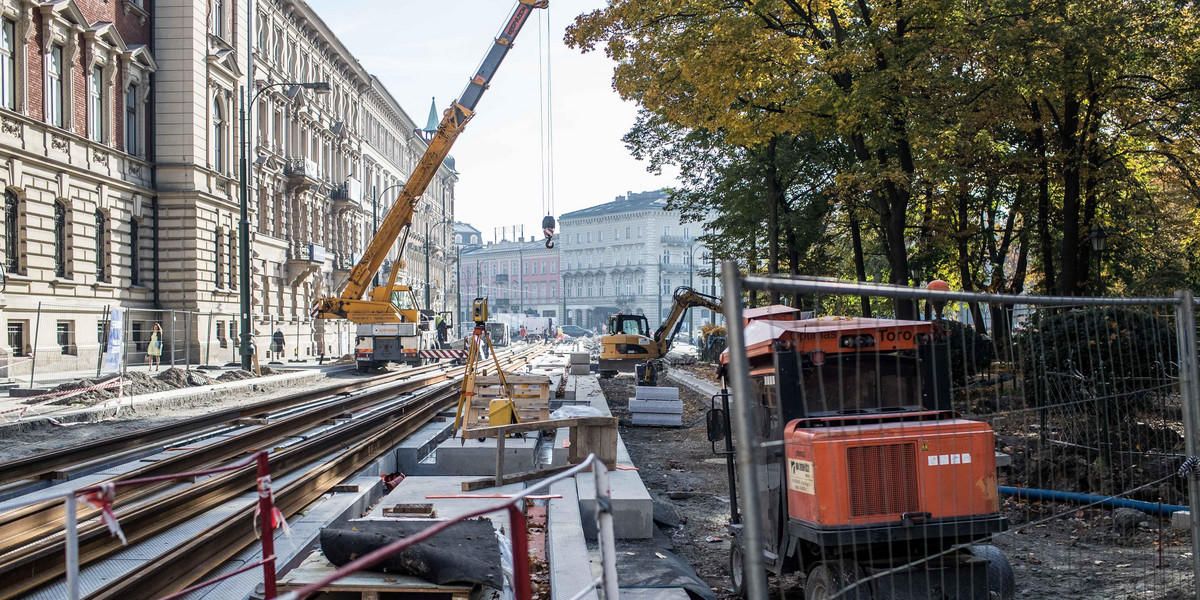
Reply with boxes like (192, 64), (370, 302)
(469, 416), (616, 437)
(462, 464), (577, 491)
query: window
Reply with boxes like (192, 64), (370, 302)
(217, 321), (228, 348)
(213, 98), (224, 172)
(664, 225), (670, 235)
(215, 229), (224, 287)
(94, 210), (107, 281)
(273, 28), (283, 63)
(53, 202), (67, 277)
(56, 320), (75, 355)
(213, 0), (225, 38)
(46, 45), (64, 127)
(598, 231), (603, 242)
(288, 41), (297, 77)
(228, 231), (236, 289)
(4, 191), (17, 274)
(7, 321), (26, 356)
(638, 226), (644, 238)
(125, 85), (137, 155)
(662, 249), (670, 265)
(130, 219), (140, 286)
(625, 226), (630, 239)
(257, 18), (267, 49)
(0, 19), (14, 110)
(88, 66), (103, 142)
(637, 277), (644, 294)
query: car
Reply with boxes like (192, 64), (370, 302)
(561, 325), (593, 338)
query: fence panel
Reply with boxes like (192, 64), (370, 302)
(721, 270), (1197, 600)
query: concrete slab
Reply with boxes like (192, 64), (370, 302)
(631, 413), (683, 427)
(394, 416), (456, 475)
(367, 476), (525, 531)
(628, 399), (683, 414)
(634, 386), (679, 401)
(549, 477), (599, 600)
(570, 365), (591, 375)
(1173, 510), (1191, 530)
(621, 589), (692, 599)
(424, 434), (544, 477)
(570, 353), (590, 365)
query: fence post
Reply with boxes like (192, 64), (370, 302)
(720, 260), (767, 600)
(255, 452), (278, 599)
(64, 493), (79, 600)
(29, 301), (41, 387)
(506, 504), (530, 600)
(593, 462), (619, 600)
(1173, 290), (1200, 600)
(204, 311), (213, 367)
(95, 305), (110, 377)
(185, 311), (192, 369)
(170, 310), (176, 368)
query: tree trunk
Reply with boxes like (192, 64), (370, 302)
(1029, 101), (1056, 294)
(1058, 95), (1083, 294)
(849, 207), (872, 317)
(766, 137), (781, 303)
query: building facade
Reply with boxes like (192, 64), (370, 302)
(459, 229), (559, 327)
(0, 0), (460, 380)
(154, 0), (456, 362)
(0, 0), (156, 375)
(560, 189), (713, 333)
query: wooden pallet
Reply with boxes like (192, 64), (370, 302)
(278, 550), (474, 599)
(462, 374), (552, 436)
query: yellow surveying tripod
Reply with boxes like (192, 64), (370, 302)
(452, 298), (517, 434)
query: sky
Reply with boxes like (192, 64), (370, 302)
(305, 0), (678, 241)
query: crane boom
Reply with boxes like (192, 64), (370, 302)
(315, 0), (547, 319)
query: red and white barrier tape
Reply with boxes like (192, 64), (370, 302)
(0, 377), (129, 423)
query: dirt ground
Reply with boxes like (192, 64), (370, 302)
(602, 368), (1196, 600)
(0, 366), (374, 462)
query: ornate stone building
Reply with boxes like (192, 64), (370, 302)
(156, 0), (456, 361)
(0, 0), (156, 375)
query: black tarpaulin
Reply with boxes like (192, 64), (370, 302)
(319, 517), (503, 589)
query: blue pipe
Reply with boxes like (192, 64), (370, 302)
(998, 486), (1187, 515)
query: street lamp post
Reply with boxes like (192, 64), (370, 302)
(424, 216), (455, 308)
(1090, 224), (1109, 295)
(370, 182), (406, 288)
(239, 80), (330, 371)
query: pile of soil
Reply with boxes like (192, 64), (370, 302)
(216, 369), (257, 382)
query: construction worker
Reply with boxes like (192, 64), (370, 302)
(435, 314), (448, 347)
(520, 325), (527, 342)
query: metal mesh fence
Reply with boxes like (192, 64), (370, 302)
(0, 303), (358, 387)
(719, 268), (1199, 600)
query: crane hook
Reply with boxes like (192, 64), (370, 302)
(541, 215), (556, 249)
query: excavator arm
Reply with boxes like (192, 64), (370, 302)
(314, 0), (548, 320)
(653, 286), (722, 356)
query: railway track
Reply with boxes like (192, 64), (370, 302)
(0, 344), (548, 599)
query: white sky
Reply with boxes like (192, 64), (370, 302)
(305, 0), (677, 241)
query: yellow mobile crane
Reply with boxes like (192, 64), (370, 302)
(313, 0), (548, 372)
(598, 286), (722, 378)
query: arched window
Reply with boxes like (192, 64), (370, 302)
(455, 234), (462, 245)
(130, 219), (140, 286)
(125, 85), (137, 155)
(213, 98), (224, 172)
(4, 191), (17, 274)
(53, 202), (67, 278)
(470, 234), (478, 244)
(94, 210), (107, 281)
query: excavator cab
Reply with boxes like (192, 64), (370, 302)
(608, 314), (649, 337)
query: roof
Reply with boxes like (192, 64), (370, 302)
(559, 189), (671, 221)
(424, 97), (439, 132)
(721, 316), (933, 364)
(743, 305), (801, 320)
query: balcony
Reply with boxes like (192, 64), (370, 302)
(492, 298), (511, 309)
(660, 235), (695, 245)
(332, 251), (359, 277)
(659, 261), (691, 273)
(494, 273), (509, 284)
(615, 295), (637, 305)
(284, 158), (321, 192)
(330, 177), (362, 208)
(287, 243), (326, 286)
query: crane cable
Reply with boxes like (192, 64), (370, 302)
(539, 7), (557, 249)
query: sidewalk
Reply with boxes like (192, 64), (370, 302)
(2, 358), (343, 393)
(0, 361), (352, 429)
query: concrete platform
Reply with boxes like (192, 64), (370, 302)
(423, 433), (560, 477)
(394, 415), (456, 475)
(367, 476), (525, 530)
(571, 374), (653, 539)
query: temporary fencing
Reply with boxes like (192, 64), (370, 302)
(720, 264), (1200, 600)
(6, 450), (280, 600)
(0, 302), (359, 387)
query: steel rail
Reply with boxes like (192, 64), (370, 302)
(0, 346), (545, 599)
(0, 359), (463, 487)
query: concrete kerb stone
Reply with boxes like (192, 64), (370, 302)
(549, 476), (600, 600)
(0, 366), (353, 433)
(627, 399), (684, 415)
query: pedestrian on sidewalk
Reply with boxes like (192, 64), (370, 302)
(147, 323), (163, 371)
(272, 328), (285, 360)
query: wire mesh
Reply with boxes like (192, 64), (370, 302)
(720, 272), (1197, 600)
